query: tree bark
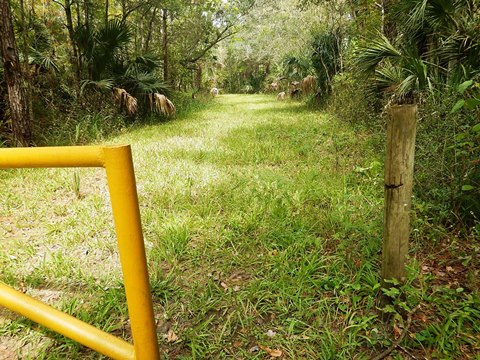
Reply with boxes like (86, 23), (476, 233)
(162, 8), (169, 83)
(144, 7), (157, 52)
(83, 0), (91, 34)
(19, 0), (34, 128)
(194, 61), (202, 90)
(105, 0), (108, 25)
(63, 0), (80, 81)
(0, 0), (32, 146)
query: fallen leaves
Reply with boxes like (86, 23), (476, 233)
(209, 270), (247, 292)
(393, 324), (402, 340)
(166, 329), (178, 343)
(249, 344), (283, 358)
(259, 345), (283, 357)
(413, 312), (428, 323)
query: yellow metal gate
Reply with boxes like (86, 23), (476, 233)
(0, 145), (160, 360)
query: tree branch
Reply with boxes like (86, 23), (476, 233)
(51, 0), (66, 10)
(182, 24), (237, 64)
(121, 2), (148, 22)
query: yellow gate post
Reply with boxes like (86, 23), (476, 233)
(0, 145), (160, 360)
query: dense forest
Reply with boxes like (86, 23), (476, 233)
(0, 0), (479, 357)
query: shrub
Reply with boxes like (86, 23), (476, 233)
(327, 72), (382, 130)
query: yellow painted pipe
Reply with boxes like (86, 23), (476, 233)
(0, 146), (105, 168)
(0, 145), (161, 359)
(0, 282), (134, 360)
(104, 146), (161, 360)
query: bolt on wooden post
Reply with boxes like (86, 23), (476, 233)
(382, 104), (417, 284)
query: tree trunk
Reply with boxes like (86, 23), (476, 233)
(162, 8), (168, 83)
(64, 0), (80, 81)
(194, 62), (202, 90)
(382, 0), (397, 41)
(83, 0), (94, 79)
(382, 105), (417, 284)
(144, 8), (157, 52)
(0, 0), (32, 146)
(74, 0), (83, 74)
(105, 0), (108, 25)
(83, 0), (90, 34)
(19, 0), (34, 128)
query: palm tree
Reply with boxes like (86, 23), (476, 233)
(76, 19), (131, 81)
(355, 33), (431, 104)
(356, 0), (480, 103)
(78, 20), (172, 117)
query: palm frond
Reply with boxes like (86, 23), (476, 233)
(397, 74), (418, 98)
(130, 53), (162, 73)
(113, 87), (137, 115)
(404, 56), (430, 90)
(356, 33), (402, 74)
(123, 71), (170, 96)
(403, 0), (429, 35)
(29, 48), (59, 73)
(148, 93), (176, 116)
(435, 31), (480, 72)
(80, 79), (114, 96)
(96, 19), (132, 49)
(373, 61), (405, 93)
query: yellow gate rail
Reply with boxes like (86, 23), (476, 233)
(0, 145), (160, 360)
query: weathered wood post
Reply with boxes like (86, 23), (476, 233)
(382, 104), (417, 284)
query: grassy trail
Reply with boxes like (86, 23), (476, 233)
(1, 94), (385, 358)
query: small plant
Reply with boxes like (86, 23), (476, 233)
(74, 123), (81, 144)
(73, 171), (81, 198)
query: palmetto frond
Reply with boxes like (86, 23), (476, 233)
(281, 55), (311, 80)
(434, 30), (480, 74)
(112, 87), (137, 115)
(359, 0), (478, 103)
(128, 53), (162, 74)
(358, 31), (433, 102)
(395, 0), (480, 71)
(29, 48), (59, 73)
(403, 56), (431, 91)
(122, 71), (170, 97)
(74, 25), (95, 61)
(371, 56), (431, 101)
(77, 20), (132, 80)
(80, 79), (114, 96)
(356, 33), (402, 74)
(148, 93), (176, 116)
(397, 0), (466, 33)
(373, 61), (405, 92)
(96, 19), (131, 50)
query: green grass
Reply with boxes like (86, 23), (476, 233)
(1, 94), (479, 359)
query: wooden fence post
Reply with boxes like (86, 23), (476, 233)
(382, 104), (417, 283)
